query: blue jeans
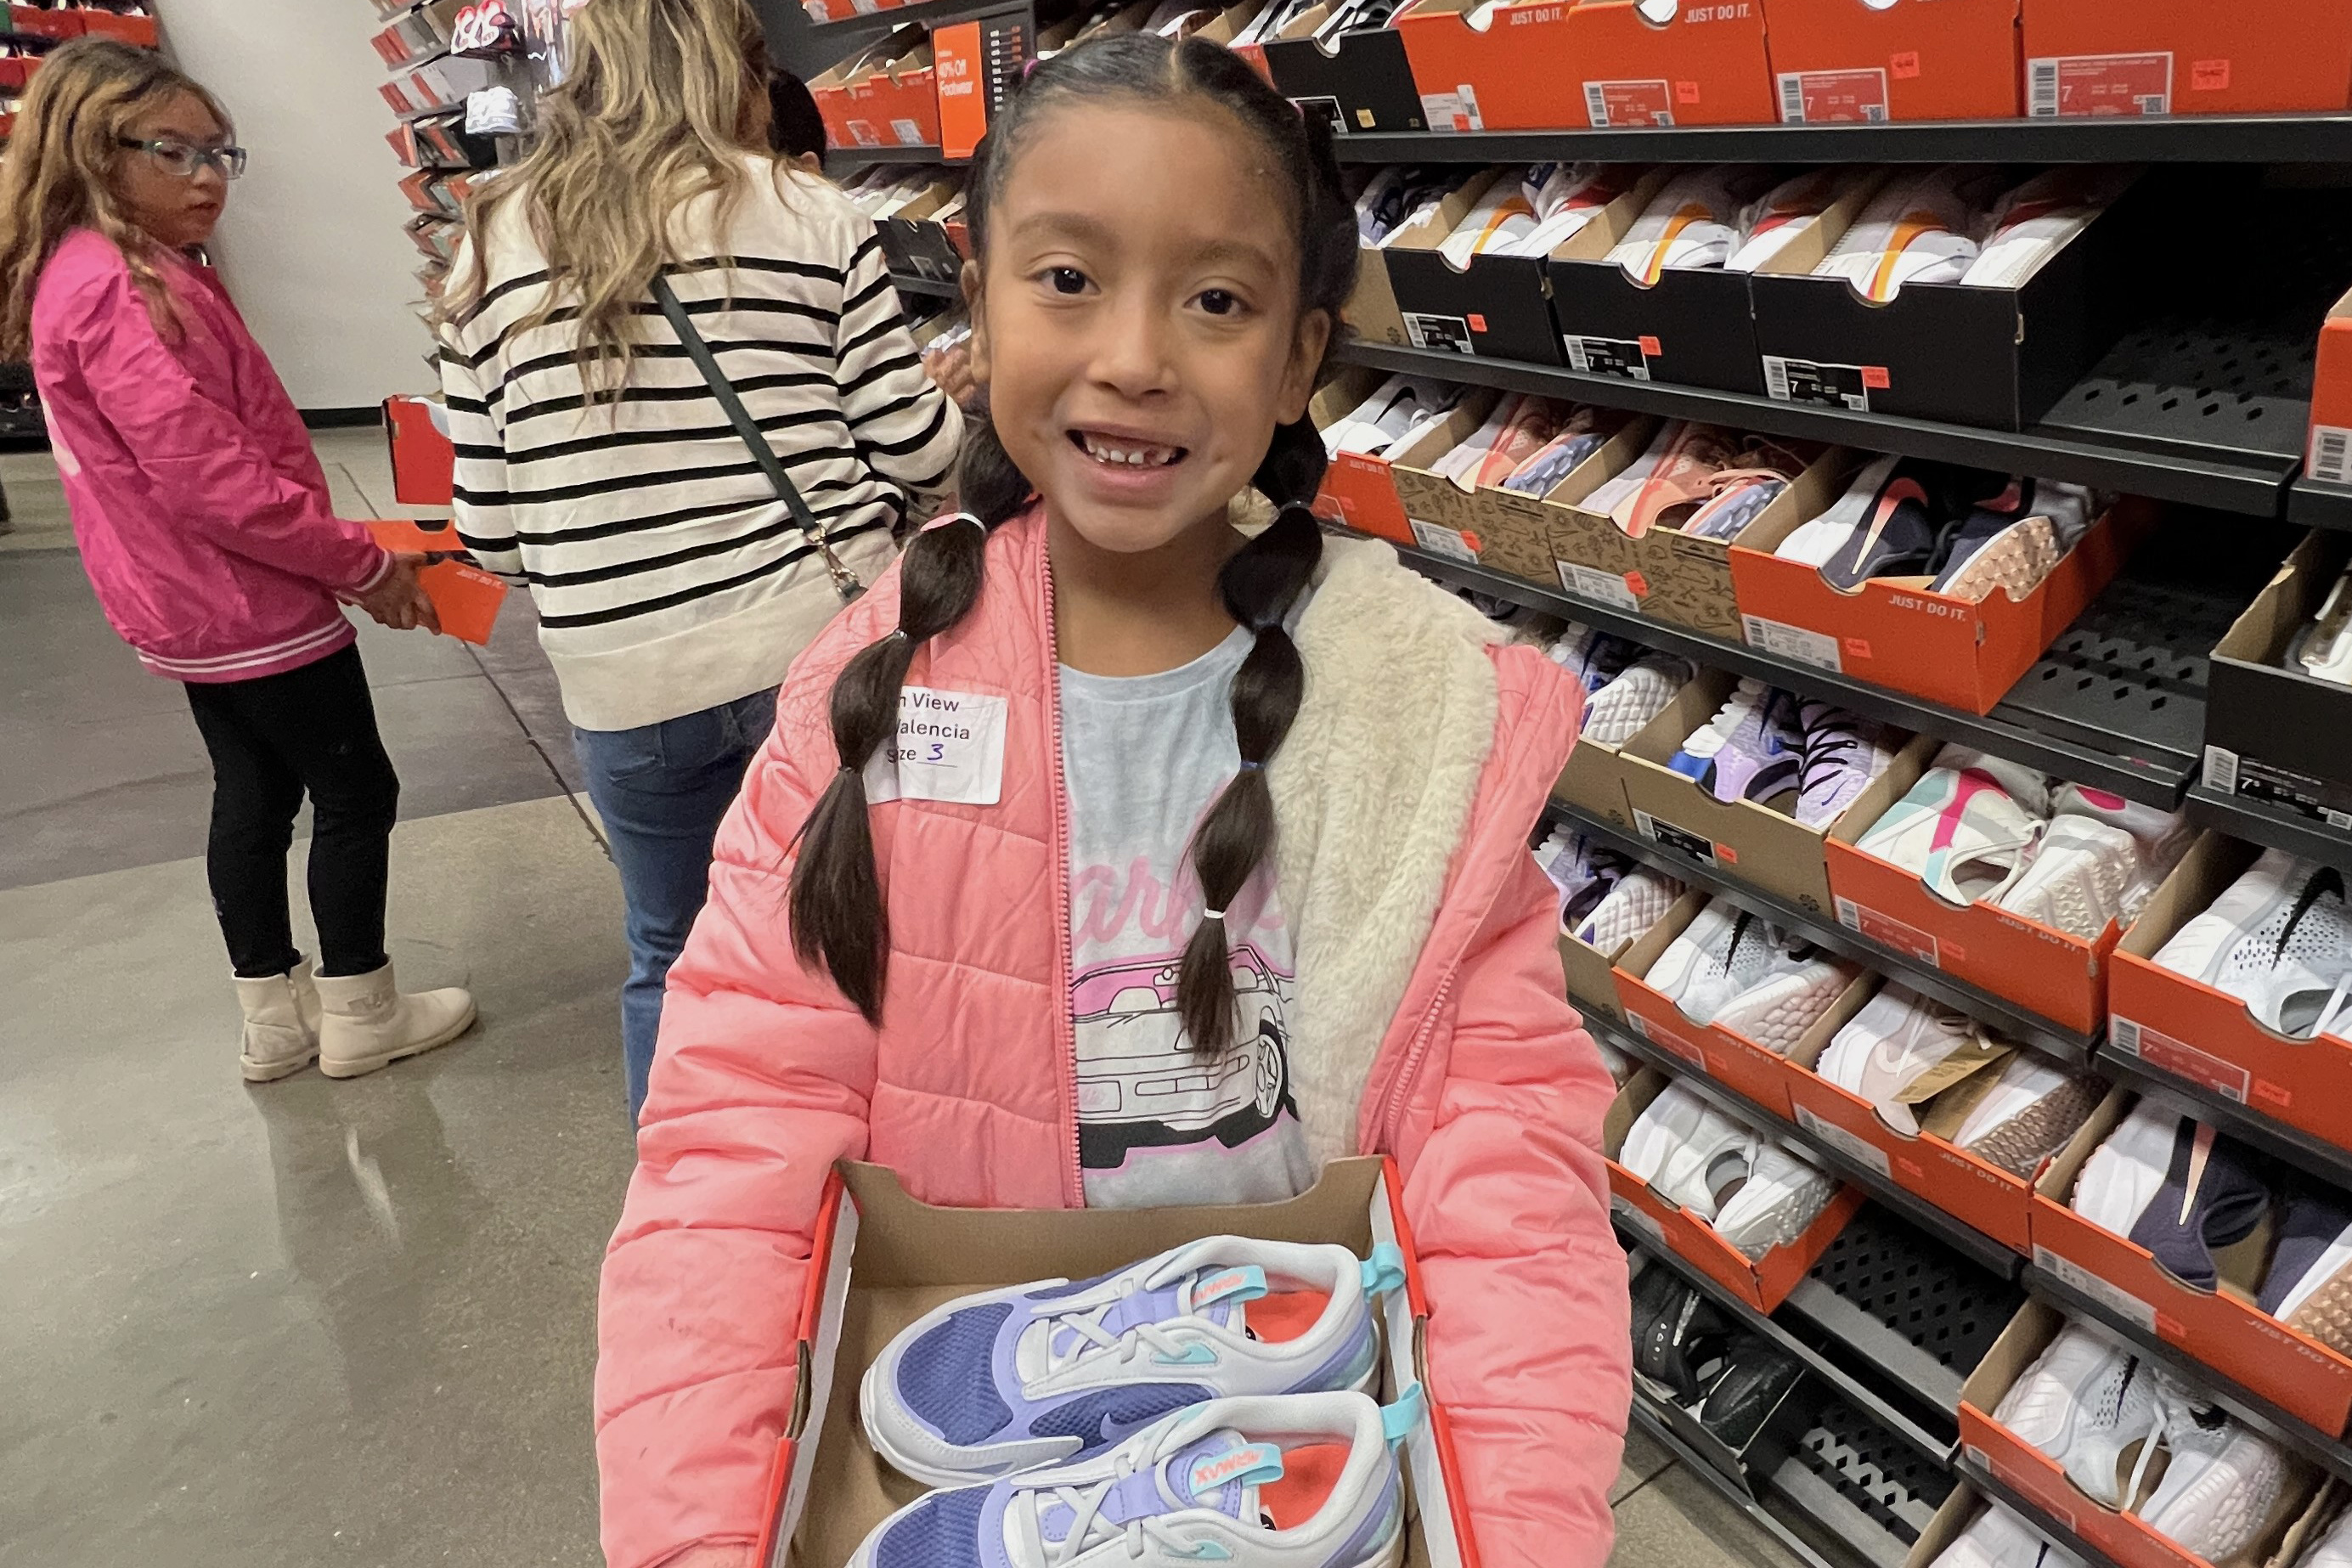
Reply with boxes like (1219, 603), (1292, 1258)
(574, 689), (776, 1123)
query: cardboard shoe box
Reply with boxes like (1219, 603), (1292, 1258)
(1605, 439), (1847, 642)
(1259, 8), (1429, 134)
(1763, 0), (2023, 123)
(871, 175), (965, 285)
(2202, 529), (2352, 829)
(1390, 399), (1652, 584)
(1729, 488), (2140, 717)
(2310, 286), (2352, 488)
(1746, 167), (2140, 431)
(1349, 172), (1508, 355)
(1959, 1300), (2327, 1568)
(1615, 671), (1935, 916)
(1310, 366), (1418, 547)
(2032, 1086), (2352, 1439)
(1605, 1067), (1864, 1311)
(1394, 0), (1774, 132)
(758, 1160), (1477, 1568)
(384, 395), (455, 509)
(2021, 0), (2352, 117)
(2110, 832), (2352, 1157)
(1610, 890), (1805, 1115)
(1782, 971), (2056, 1255)
(1551, 677), (1653, 833)
(845, 37), (942, 149)
(1825, 742), (2118, 1036)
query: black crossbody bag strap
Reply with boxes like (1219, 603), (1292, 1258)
(650, 273), (865, 603)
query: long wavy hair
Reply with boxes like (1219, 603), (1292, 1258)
(0, 37), (233, 358)
(787, 33), (1360, 1053)
(434, 0), (776, 393)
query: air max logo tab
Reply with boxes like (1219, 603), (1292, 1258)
(1190, 1443), (1285, 1498)
(1193, 1266), (1268, 1308)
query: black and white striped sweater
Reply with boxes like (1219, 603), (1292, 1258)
(437, 160), (962, 731)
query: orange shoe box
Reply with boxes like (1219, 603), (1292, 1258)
(80, 8), (158, 45)
(9, 4), (82, 38)
(1606, 1065), (1864, 1311)
(1959, 1301), (2326, 1568)
(2110, 832), (2352, 1158)
(1390, 400), (1659, 586)
(2310, 287), (2352, 488)
(1396, 0), (1775, 131)
(1611, 891), (1804, 1118)
(2033, 1085), (2352, 1438)
(1308, 368), (1419, 547)
(1730, 496), (2139, 717)
(383, 395), (455, 509)
(1783, 972), (2043, 1255)
(1763, 0), (2021, 123)
(1824, 746), (2118, 1036)
(845, 41), (941, 149)
(2021, 0), (2352, 116)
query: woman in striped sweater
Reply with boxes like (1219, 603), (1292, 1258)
(436, 0), (961, 1123)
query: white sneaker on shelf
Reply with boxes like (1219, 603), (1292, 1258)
(2134, 1385), (2293, 1565)
(2067, 1099), (2181, 1239)
(1709, 1141), (1837, 1261)
(1813, 984), (1986, 1136)
(1926, 1501), (2086, 1568)
(1992, 814), (2136, 939)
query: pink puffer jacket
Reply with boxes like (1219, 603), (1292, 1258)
(596, 508), (1632, 1568)
(31, 228), (388, 683)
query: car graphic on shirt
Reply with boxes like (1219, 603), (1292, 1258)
(1071, 943), (1295, 1170)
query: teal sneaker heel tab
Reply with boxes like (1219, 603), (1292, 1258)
(1360, 1244), (1407, 1298)
(1381, 1383), (1428, 1446)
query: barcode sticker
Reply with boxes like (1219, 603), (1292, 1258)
(1776, 72), (1805, 122)
(2028, 52), (2173, 116)
(1454, 82), (1486, 131)
(1795, 1104), (1893, 1179)
(1762, 355), (1873, 411)
(1584, 82), (1611, 127)
(1582, 78), (1674, 127)
(1777, 68), (1889, 124)
(2035, 1246), (2159, 1331)
(847, 120), (883, 148)
(1560, 561), (1640, 610)
(1564, 336), (1652, 380)
(2312, 425), (2352, 483)
(1419, 92), (1463, 131)
(2028, 58), (2059, 116)
(2112, 1017), (2253, 1103)
(1402, 313), (1475, 355)
(1409, 520), (1479, 563)
(890, 118), (923, 144)
(1742, 615), (1843, 672)
(1762, 357), (1791, 402)
(2202, 744), (2242, 795)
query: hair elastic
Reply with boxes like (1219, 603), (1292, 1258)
(1238, 759), (1265, 773)
(1202, 908), (1229, 923)
(924, 510), (989, 538)
(886, 628), (913, 644)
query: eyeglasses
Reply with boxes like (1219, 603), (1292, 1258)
(116, 138), (247, 180)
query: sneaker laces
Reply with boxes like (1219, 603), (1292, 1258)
(1045, 1283), (1209, 1375)
(1798, 715), (1860, 794)
(2273, 867), (2349, 966)
(1034, 1428), (1212, 1565)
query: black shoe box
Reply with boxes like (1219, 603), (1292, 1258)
(877, 218), (963, 285)
(1548, 259), (1764, 395)
(1746, 171), (2146, 431)
(2204, 527), (2352, 823)
(1259, 20), (1426, 134)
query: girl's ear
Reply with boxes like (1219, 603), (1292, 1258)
(963, 260), (990, 385)
(1275, 306), (1333, 425)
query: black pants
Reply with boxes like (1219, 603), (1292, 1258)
(183, 644), (401, 979)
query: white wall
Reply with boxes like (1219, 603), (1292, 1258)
(155, 0), (437, 409)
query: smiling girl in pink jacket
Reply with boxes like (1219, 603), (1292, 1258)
(595, 35), (1631, 1568)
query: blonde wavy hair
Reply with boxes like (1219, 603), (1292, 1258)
(0, 37), (231, 359)
(436, 0), (776, 395)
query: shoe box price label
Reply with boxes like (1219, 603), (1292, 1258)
(2110, 1018), (2253, 1104)
(1564, 336), (1653, 381)
(2033, 1246), (2158, 1333)
(1835, 897), (1941, 968)
(1740, 614), (1842, 673)
(1408, 519), (1480, 565)
(1633, 809), (1722, 869)
(1776, 68), (1888, 124)
(1402, 313), (1475, 355)
(1559, 561), (1641, 612)
(2212, 748), (2352, 825)
(2027, 52), (2172, 118)
(1793, 1104), (1892, 1180)
(2310, 425), (2352, 485)
(1627, 1009), (1709, 1072)
(1417, 82), (1486, 133)
(890, 119), (926, 145)
(1762, 355), (1876, 412)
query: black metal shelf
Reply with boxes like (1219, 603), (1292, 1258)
(805, 0), (1025, 28)
(826, 143), (963, 168)
(1952, 1455), (2128, 1568)
(2022, 1263), (2352, 1488)
(1334, 341), (2295, 521)
(2092, 1039), (2352, 1196)
(887, 271), (962, 298)
(2186, 784), (2352, 876)
(1592, 1003), (2025, 1280)
(1394, 535), (2198, 806)
(1327, 115), (2352, 168)
(1628, 1396), (1864, 1568)
(1625, 1232), (1954, 1469)
(1554, 800), (2099, 1058)
(2290, 478), (2352, 534)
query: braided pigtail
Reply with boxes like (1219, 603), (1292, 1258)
(1174, 420), (1328, 1054)
(787, 417), (1032, 1019)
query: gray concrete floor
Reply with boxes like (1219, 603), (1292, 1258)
(0, 434), (1799, 1567)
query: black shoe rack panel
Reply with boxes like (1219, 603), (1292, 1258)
(1772, 1396), (1959, 1568)
(1784, 1204), (2026, 1432)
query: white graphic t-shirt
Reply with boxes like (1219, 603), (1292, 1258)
(1059, 626), (1313, 1210)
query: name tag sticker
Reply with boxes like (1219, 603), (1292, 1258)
(865, 685), (1007, 807)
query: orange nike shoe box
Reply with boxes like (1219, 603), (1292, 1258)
(1823, 743), (2121, 1037)
(1763, 0), (2021, 122)
(1307, 368), (1417, 548)
(1728, 496), (2137, 716)
(1960, 1301), (2328, 1568)
(1605, 1066), (1864, 1311)
(1781, 973), (2044, 1256)
(383, 395), (456, 509)
(2310, 289), (2352, 488)
(8, 4), (82, 38)
(1611, 891), (1805, 1118)
(2110, 833), (2352, 1160)
(2032, 1084), (2352, 1439)
(845, 41), (941, 149)
(1395, 0), (1775, 132)
(2020, 0), (2352, 116)
(80, 8), (159, 45)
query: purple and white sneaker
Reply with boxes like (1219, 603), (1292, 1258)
(860, 1239), (1402, 1486)
(1794, 699), (1896, 829)
(847, 1391), (1413, 1568)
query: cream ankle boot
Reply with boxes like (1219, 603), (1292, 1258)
(314, 961), (477, 1080)
(234, 959), (322, 1082)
